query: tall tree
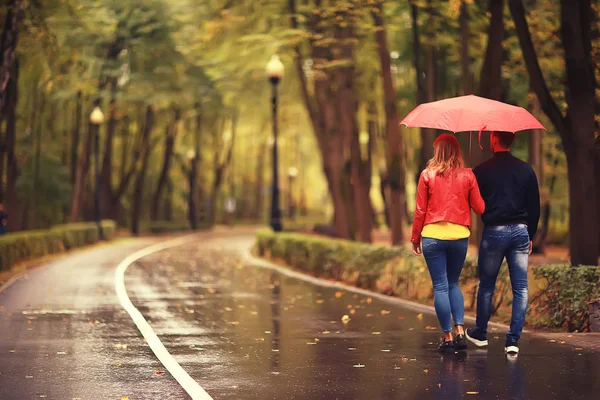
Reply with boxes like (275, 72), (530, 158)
(509, 0), (599, 265)
(373, 0), (407, 244)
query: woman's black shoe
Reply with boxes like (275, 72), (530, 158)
(438, 340), (454, 352)
(454, 334), (467, 351)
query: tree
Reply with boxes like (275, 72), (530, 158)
(372, 0), (407, 245)
(509, 0), (599, 265)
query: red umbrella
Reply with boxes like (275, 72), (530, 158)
(400, 94), (545, 149)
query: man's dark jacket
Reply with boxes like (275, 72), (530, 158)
(473, 151), (541, 239)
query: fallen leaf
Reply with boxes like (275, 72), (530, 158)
(264, 331), (271, 334)
(575, 348), (583, 351)
(437, 384), (442, 388)
(548, 339), (556, 343)
(316, 299), (324, 304)
(335, 291), (343, 298)
(394, 366), (401, 370)
(466, 392), (479, 395)
(121, 397), (130, 400)
(417, 313), (423, 320)
(155, 370), (164, 376)
(348, 347), (357, 351)
(568, 335), (573, 338)
(381, 349), (391, 352)
(224, 307), (233, 311)
(56, 351), (67, 355)
(347, 304), (353, 309)
(380, 310), (391, 316)
(425, 326), (437, 330)
(231, 321), (240, 326)
(306, 342), (317, 345)
(372, 332), (382, 335)
(409, 328), (415, 331)
(25, 375), (33, 379)
(397, 316), (405, 320)
(367, 298), (373, 304)
(350, 309), (356, 315)
(366, 313), (374, 318)
(341, 315), (351, 324)
(255, 338), (265, 343)
(353, 364), (365, 368)
(559, 340), (566, 344)
(423, 369), (429, 374)
(401, 357), (409, 363)
(322, 331), (331, 334)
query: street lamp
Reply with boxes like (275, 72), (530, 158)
(287, 166), (298, 220)
(266, 55), (284, 232)
(90, 106), (105, 240)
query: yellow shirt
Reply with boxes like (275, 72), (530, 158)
(422, 222), (471, 240)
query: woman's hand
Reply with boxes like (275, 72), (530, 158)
(412, 242), (422, 256)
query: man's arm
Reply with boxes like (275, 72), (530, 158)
(525, 169), (541, 239)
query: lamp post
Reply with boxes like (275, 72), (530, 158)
(266, 55), (284, 232)
(90, 106), (105, 240)
(287, 166), (298, 220)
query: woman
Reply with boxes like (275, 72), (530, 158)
(411, 134), (485, 352)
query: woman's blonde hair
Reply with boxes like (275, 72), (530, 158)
(426, 134), (464, 176)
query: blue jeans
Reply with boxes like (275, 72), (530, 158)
(422, 238), (469, 333)
(476, 224), (530, 342)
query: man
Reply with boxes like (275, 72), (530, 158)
(0, 203), (8, 235)
(466, 131), (540, 355)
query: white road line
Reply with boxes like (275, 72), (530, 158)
(115, 234), (213, 400)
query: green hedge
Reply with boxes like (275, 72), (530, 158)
(141, 220), (212, 234)
(255, 229), (599, 331)
(0, 220), (117, 271)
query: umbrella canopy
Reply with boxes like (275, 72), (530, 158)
(400, 94), (545, 133)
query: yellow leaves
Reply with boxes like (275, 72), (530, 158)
(466, 392), (480, 395)
(423, 369), (429, 374)
(316, 299), (325, 304)
(335, 291), (344, 298)
(121, 397), (130, 400)
(417, 313), (424, 320)
(372, 332), (382, 335)
(380, 310), (391, 316)
(353, 363), (366, 368)
(155, 370), (164, 376)
(255, 338), (265, 343)
(341, 315), (351, 324)
(367, 297), (373, 304)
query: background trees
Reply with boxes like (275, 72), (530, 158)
(0, 0), (597, 264)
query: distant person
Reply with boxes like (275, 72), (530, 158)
(0, 203), (7, 235)
(466, 131), (540, 356)
(412, 134), (485, 352)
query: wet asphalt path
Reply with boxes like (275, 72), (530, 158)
(0, 238), (189, 400)
(1, 230), (599, 400)
(127, 233), (600, 400)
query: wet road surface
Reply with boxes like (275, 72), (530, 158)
(126, 234), (600, 400)
(0, 238), (189, 400)
(1, 230), (598, 400)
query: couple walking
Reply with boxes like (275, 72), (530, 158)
(411, 132), (540, 355)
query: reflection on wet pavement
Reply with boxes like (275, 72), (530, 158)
(127, 236), (600, 400)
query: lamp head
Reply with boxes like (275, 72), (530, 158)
(90, 107), (105, 125)
(266, 55), (285, 83)
(288, 166), (298, 178)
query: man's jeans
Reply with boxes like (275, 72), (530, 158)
(422, 238), (469, 333)
(476, 224), (530, 342)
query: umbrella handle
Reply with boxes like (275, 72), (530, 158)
(478, 127), (485, 150)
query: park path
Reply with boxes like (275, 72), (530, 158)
(0, 228), (598, 399)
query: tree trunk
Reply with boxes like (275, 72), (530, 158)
(188, 107), (202, 230)
(100, 87), (117, 218)
(459, 1), (474, 95)
(151, 109), (179, 221)
(289, 0), (351, 238)
(0, 0), (24, 117)
(335, 10), (371, 243)
(131, 106), (153, 236)
(373, 0), (406, 244)
(70, 91), (82, 184)
(32, 90), (46, 228)
(529, 93), (544, 253)
(4, 60), (18, 231)
(70, 118), (94, 223)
